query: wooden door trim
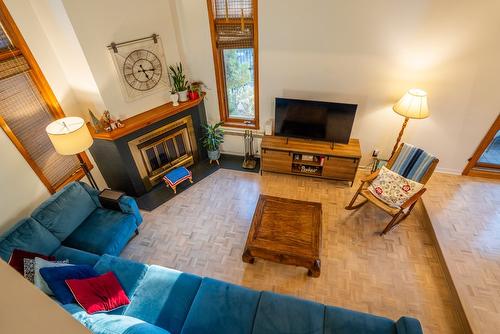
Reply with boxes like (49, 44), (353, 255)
(462, 113), (500, 177)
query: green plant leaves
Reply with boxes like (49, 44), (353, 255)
(201, 122), (225, 151)
(168, 62), (189, 92)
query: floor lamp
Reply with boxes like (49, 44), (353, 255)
(389, 88), (429, 159)
(46, 116), (99, 189)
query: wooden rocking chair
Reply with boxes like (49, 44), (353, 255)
(345, 143), (439, 235)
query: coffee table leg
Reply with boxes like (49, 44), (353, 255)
(242, 249), (255, 264)
(307, 259), (321, 277)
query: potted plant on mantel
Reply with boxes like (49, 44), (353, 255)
(168, 63), (189, 102)
(188, 81), (206, 100)
(201, 121), (224, 164)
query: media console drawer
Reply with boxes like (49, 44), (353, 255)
(261, 149), (292, 173)
(323, 157), (358, 180)
(260, 136), (361, 186)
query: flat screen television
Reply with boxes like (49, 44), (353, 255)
(274, 98), (357, 144)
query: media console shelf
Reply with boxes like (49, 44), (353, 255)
(260, 135), (361, 186)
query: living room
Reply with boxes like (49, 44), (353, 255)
(1, 1), (499, 334)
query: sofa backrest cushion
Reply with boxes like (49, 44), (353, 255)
(0, 218), (60, 261)
(395, 317), (423, 334)
(31, 182), (97, 241)
(324, 305), (396, 334)
(180, 277), (261, 334)
(252, 291), (325, 334)
(93, 254), (149, 300)
(124, 265), (202, 334)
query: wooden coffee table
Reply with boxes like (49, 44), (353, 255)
(242, 195), (322, 277)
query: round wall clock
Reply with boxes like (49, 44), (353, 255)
(108, 34), (170, 101)
(123, 49), (162, 91)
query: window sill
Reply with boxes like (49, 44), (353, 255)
(221, 121), (259, 130)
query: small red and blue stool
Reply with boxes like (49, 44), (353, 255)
(162, 166), (193, 194)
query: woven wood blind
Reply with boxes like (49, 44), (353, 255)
(212, 0), (255, 49)
(213, 0), (253, 19)
(0, 55), (80, 187)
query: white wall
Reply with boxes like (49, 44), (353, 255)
(60, 0), (183, 120)
(0, 131), (50, 235)
(175, 0), (500, 172)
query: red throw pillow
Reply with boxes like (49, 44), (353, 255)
(65, 271), (130, 314)
(8, 249), (55, 275)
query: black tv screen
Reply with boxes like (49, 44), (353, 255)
(274, 98), (357, 144)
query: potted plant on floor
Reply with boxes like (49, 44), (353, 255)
(201, 121), (224, 163)
(168, 63), (189, 102)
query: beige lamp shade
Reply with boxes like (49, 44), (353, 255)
(46, 117), (93, 155)
(392, 88), (429, 119)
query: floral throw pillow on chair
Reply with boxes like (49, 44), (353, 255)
(368, 166), (424, 208)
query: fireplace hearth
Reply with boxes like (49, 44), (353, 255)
(88, 96), (207, 196)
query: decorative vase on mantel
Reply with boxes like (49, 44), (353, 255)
(170, 91), (179, 106)
(178, 89), (188, 102)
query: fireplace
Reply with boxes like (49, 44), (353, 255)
(88, 96), (207, 196)
(128, 115), (197, 191)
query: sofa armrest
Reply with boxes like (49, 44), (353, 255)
(119, 196), (143, 226)
(396, 317), (423, 334)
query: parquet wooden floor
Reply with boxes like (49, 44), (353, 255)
(121, 169), (463, 333)
(424, 173), (500, 334)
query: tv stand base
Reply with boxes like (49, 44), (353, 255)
(260, 136), (361, 186)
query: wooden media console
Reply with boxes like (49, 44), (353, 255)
(260, 136), (361, 185)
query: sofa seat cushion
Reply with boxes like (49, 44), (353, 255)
(252, 291), (325, 334)
(124, 265), (201, 334)
(65, 304), (171, 334)
(324, 306), (396, 334)
(31, 182), (97, 241)
(63, 208), (136, 256)
(52, 246), (100, 266)
(0, 218), (60, 261)
(180, 278), (261, 334)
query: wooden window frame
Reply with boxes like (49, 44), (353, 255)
(206, 0), (259, 130)
(462, 113), (500, 179)
(0, 1), (92, 193)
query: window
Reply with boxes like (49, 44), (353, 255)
(463, 114), (500, 179)
(207, 0), (259, 129)
(0, 1), (92, 193)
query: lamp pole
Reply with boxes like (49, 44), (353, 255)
(389, 117), (409, 159)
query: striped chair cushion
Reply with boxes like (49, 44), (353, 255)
(390, 143), (435, 182)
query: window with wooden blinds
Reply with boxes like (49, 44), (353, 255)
(0, 1), (91, 193)
(207, 0), (259, 129)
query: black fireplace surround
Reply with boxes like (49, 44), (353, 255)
(89, 102), (207, 196)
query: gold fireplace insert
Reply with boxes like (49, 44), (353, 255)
(128, 115), (197, 190)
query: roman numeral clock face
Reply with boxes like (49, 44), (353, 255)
(123, 49), (162, 91)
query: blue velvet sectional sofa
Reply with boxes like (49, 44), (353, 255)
(0, 181), (424, 334)
(0, 181), (142, 264)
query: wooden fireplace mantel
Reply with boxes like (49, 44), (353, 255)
(88, 94), (205, 141)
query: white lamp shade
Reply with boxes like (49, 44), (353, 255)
(46, 117), (93, 155)
(393, 88), (429, 119)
